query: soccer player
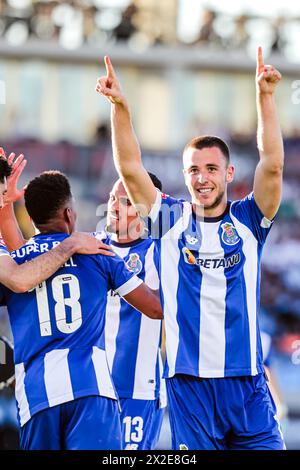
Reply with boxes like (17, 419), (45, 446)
(0, 170), (162, 450)
(0, 152), (112, 291)
(0, 153), (166, 450)
(96, 48), (286, 449)
(100, 174), (166, 450)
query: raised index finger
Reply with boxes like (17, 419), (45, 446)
(104, 55), (116, 79)
(257, 46), (264, 72)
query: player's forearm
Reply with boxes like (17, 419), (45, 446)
(6, 237), (78, 293)
(0, 204), (26, 251)
(111, 102), (143, 177)
(124, 285), (163, 319)
(256, 92), (284, 172)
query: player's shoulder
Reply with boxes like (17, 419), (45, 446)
(230, 192), (254, 208)
(92, 230), (111, 245)
(160, 191), (186, 204)
(229, 192), (257, 218)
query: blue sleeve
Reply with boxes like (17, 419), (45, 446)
(0, 242), (9, 306)
(147, 190), (185, 239)
(101, 253), (143, 297)
(230, 192), (273, 245)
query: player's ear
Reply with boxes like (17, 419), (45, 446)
(64, 207), (72, 223)
(226, 165), (234, 183)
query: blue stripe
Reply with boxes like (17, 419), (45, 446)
(110, 241), (160, 397)
(24, 355), (49, 414)
(175, 212), (202, 375)
(112, 297), (141, 394)
(220, 217), (251, 376)
(256, 244), (264, 372)
(68, 349), (99, 398)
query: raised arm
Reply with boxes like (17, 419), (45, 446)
(96, 56), (157, 217)
(253, 47), (284, 220)
(0, 151), (28, 250)
(0, 232), (115, 293)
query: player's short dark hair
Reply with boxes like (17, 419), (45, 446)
(184, 135), (230, 164)
(24, 171), (72, 225)
(0, 157), (12, 183)
(148, 172), (162, 191)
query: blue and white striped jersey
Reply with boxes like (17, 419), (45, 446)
(148, 190), (273, 379)
(96, 233), (166, 405)
(0, 232), (142, 426)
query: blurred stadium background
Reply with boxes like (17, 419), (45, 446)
(0, 0), (300, 450)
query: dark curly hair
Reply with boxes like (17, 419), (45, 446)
(148, 172), (162, 191)
(0, 157), (12, 183)
(24, 171), (72, 225)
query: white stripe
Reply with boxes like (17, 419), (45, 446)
(148, 189), (162, 222)
(144, 242), (159, 290)
(198, 222), (227, 376)
(132, 314), (161, 399)
(133, 243), (161, 399)
(92, 346), (117, 399)
(161, 202), (191, 377)
(158, 349), (167, 408)
(115, 275), (143, 297)
(230, 210), (258, 375)
(15, 362), (31, 427)
(44, 349), (74, 407)
(105, 294), (121, 372)
(105, 246), (130, 372)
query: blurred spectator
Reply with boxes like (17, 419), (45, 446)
(194, 9), (220, 46)
(112, 3), (137, 42)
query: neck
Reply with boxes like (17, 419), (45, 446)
(192, 197), (228, 218)
(111, 220), (145, 244)
(36, 220), (71, 235)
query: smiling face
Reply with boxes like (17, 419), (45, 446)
(183, 146), (234, 216)
(107, 179), (143, 242)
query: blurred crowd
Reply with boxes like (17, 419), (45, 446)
(0, 0), (299, 58)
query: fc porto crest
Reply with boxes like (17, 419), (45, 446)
(221, 222), (240, 245)
(126, 253), (143, 275)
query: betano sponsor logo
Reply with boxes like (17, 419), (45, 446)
(182, 247), (241, 269)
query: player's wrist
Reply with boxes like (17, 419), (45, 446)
(256, 87), (275, 98)
(112, 96), (129, 110)
(59, 235), (78, 257)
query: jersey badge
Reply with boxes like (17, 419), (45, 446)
(126, 253), (143, 275)
(221, 222), (240, 245)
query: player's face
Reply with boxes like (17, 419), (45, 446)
(0, 178), (7, 209)
(107, 180), (140, 239)
(183, 147), (234, 214)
